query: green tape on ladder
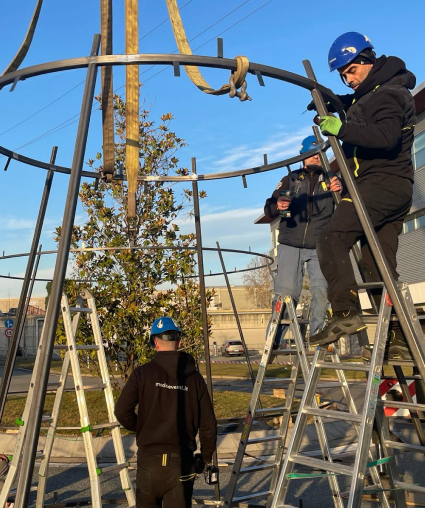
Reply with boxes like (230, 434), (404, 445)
(8, 455), (12, 462)
(96, 468), (102, 476)
(366, 456), (393, 468)
(286, 457), (393, 480)
(286, 472), (336, 480)
(81, 424), (93, 433)
(15, 417), (24, 426)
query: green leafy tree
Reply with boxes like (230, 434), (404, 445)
(52, 95), (213, 387)
(242, 255), (273, 309)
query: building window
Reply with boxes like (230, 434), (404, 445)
(412, 131), (425, 170)
(402, 209), (425, 234)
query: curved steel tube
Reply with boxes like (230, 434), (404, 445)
(0, 141), (330, 182)
(0, 245), (274, 281)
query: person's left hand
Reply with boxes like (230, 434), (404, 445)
(328, 176), (343, 194)
(320, 116), (342, 137)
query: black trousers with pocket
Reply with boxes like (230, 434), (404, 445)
(316, 173), (412, 312)
(136, 453), (195, 508)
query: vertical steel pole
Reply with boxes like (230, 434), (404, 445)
(0, 147), (56, 423)
(15, 35), (100, 508)
(303, 59), (425, 383)
(191, 158), (220, 500)
(216, 241), (258, 390)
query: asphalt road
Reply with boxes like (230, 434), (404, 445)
(0, 365), (103, 395)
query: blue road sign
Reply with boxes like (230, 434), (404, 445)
(4, 319), (14, 328)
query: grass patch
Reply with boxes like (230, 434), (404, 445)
(1, 390), (286, 434)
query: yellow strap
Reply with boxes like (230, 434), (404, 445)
(125, 0), (139, 218)
(341, 198), (352, 202)
(162, 454), (167, 467)
(165, 0), (250, 98)
(353, 146), (360, 177)
(321, 181), (327, 191)
(101, 0), (115, 179)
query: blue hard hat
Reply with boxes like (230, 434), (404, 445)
(299, 135), (319, 155)
(150, 316), (181, 346)
(328, 32), (374, 72)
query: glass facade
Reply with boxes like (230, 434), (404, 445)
(402, 210), (425, 234)
(412, 131), (425, 171)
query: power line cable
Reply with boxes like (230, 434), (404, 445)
(0, 0), (195, 140)
(9, 0), (273, 153)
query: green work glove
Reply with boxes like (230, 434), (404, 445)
(320, 116), (342, 137)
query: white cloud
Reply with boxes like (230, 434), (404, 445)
(209, 126), (313, 172)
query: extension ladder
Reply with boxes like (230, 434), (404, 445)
(0, 290), (135, 508)
(273, 283), (425, 508)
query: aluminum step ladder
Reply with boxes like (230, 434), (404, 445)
(273, 283), (425, 508)
(0, 290), (136, 508)
(224, 295), (354, 507)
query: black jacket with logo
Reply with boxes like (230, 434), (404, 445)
(264, 168), (335, 249)
(115, 351), (217, 463)
(337, 56), (416, 182)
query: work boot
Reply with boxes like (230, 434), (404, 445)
(309, 310), (367, 347)
(362, 330), (412, 361)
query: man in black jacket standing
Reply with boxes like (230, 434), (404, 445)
(115, 316), (217, 507)
(264, 136), (342, 347)
(309, 32), (416, 357)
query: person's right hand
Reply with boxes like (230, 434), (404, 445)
(277, 197), (291, 211)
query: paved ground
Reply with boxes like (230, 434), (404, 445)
(0, 365), (103, 395)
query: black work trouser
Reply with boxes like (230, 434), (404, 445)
(136, 453), (195, 508)
(316, 173), (412, 312)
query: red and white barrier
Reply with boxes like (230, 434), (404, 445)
(380, 378), (417, 417)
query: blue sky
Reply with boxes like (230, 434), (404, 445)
(1, 0), (425, 300)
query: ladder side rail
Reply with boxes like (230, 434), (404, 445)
(348, 293), (392, 507)
(36, 308), (82, 507)
(0, 315), (53, 507)
(330, 290), (390, 507)
(393, 365), (425, 445)
(330, 346), (390, 508)
(62, 294), (102, 508)
(83, 290), (136, 506)
(373, 405), (407, 507)
(223, 295), (285, 507)
(266, 358), (301, 506)
(273, 348), (344, 508)
(277, 299), (344, 507)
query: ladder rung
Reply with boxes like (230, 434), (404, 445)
(263, 378), (295, 384)
(247, 435), (281, 445)
(395, 481), (425, 494)
(41, 415), (53, 424)
(316, 361), (370, 372)
(230, 490), (272, 503)
(280, 319), (309, 324)
(100, 462), (129, 474)
(385, 440), (425, 454)
(289, 454), (353, 476)
(53, 344), (100, 350)
(82, 384), (106, 391)
(91, 422), (120, 430)
(272, 348), (298, 354)
(35, 451), (45, 460)
(256, 406), (287, 414)
(240, 462), (278, 474)
(378, 400), (425, 411)
(358, 282), (384, 289)
(69, 307), (92, 313)
(385, 359), (415, 367)
(303, 407), (362, 423)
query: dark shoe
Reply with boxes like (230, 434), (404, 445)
(310, 310), (367, 347)
(362, 330), (412, 361)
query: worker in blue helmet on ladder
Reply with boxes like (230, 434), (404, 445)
(115, 316), (217, 507)
(307, 32), (417, 360)
(264, 135), (342, 348)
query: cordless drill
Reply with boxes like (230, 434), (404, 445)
(278, 190), (293, 218)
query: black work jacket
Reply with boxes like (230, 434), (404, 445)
(264, 168), (335, 249)
(337, 56), (416, 182)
